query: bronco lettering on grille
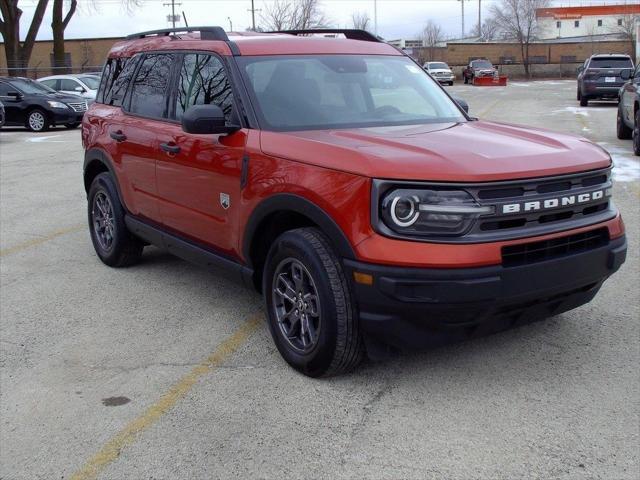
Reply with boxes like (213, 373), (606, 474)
(500, 188), (611, 215)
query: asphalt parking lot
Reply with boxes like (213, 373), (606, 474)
(1, 79), (639, 480)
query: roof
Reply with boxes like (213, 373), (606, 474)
(537, 4), (640, 19)
(109, 30), (401, 58)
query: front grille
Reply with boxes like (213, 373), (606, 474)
(67, 102), (87, 113)
(462, 168), (615, 242)
(501, 227), (609, 267)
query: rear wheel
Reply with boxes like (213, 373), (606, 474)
(617, 105), (632, 139)
(263, 228), (363, 377)
(633, 110), (640, 156)
(577, 88), (581, 101)
(88, 172), (143, 267)
(26, 109), (49, 132)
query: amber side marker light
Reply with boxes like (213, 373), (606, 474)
(353, 272), (374, 285)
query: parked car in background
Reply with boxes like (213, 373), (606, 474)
(617, 65), (640, 155)
(0, 77), (87, 131)
(0, 101), (5, 128)
(37, 74), (100, 102)
(423, 61), (455, 85)
(462, 59), (497, 84)
(577, 54), (634, 107)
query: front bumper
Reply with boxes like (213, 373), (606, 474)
(52, 110), (84, 125)
(344, 234), (626, 351)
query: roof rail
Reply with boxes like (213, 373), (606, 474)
(125, 26), (229, 41)
(268, 29), (382, 43)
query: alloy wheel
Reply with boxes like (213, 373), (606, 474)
(28, 111), (45, 131)
(92, 191), (115, 251)
(272, 258), (321, 353)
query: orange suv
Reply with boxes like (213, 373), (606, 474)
(82, 27), (627, 377)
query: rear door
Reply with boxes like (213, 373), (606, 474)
(0, 81), (27, 125)
(621, 66), (640, 125)
(155, 52), (246, 255)
(118, 52), (178, 223)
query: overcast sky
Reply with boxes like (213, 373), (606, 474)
(14, 0), (636, 41)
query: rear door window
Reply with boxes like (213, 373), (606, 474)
(128, 53), (175, 118)
(97, 56), (139, 106)
(60, 78), (80, 91)
(40, 79), (58, 90)
(174, 53), (234, 122)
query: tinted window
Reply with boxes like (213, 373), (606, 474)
(472, 60), (492, 68)
(428, 62), (449, 69)
(60, 78), (80, 91)
(97, 56), (138, 106)
(40, 79), (58, 90)
(4, 78), (54, 94)
(79, 76), (100, 89)
(0, 82), (11, 96)
(175, 54), (234, 122)
(589, 57), (634, 69)
(129, 54), (174, 118)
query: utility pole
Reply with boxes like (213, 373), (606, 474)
(163, 0), (181, 29)
(248, 0), (261, 31)
(228, 17), (233, 31)
(458, 0), (469, 37)
(478, 0), (481, 35)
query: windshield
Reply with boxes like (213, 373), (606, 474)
(472, 60), (492, 68)
(238, 55), (465, 131)
(428, 62), (449, 69)
(79, 76), (100, 89)
(589, 57), (633, 69)
(9, 78), (56, 94)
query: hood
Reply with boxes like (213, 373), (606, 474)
(259, 121), (611, 182)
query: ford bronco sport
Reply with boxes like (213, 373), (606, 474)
(82, 27), (627, 377)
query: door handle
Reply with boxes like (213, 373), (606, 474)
(110, 130), (127, 142)
(160, 142), (180, 154)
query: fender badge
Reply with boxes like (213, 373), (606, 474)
(220, 193), (230, 210)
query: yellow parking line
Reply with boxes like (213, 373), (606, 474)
(0, 224), (84, 257)
(478, 98), (502, 118)
(69, 313), (263, 480)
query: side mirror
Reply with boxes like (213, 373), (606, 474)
(7, 91), (23, 100)
(453, 97), (469, 113)
(181, 104), (239, 135)
(576, 66), (584, 74)
(75, 86), (86, 92)
(621, 69), (632, 80)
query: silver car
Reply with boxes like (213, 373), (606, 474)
(37, 74), (100, 103)
(423, 61), (455, 86)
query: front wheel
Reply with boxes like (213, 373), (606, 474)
(26, 109), (49, 132)
(88, 172), (144, 267)
(65, 122), (80, 129)
(263, 228), (363, 377)
(580, 96), (588, 107)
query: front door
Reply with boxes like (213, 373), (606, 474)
(155, 53), (246, 256)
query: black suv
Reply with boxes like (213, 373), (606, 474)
(577, 54), (634, 107)
(0, 77), (87, 131)
(616, 65), (640, 155)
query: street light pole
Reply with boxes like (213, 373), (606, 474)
(374, 0), (378, 35)
(228, 17), (233, 31)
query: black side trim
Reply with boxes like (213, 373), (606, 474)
(242, 194), (356, 264)
(240, 154), (249, 189)
(125, 215), (254, 287)
(125, 26), (228, 41)
(268, 29), (382, 43)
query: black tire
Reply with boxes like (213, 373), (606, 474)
(580, 96), (588, 107)
(577, 88), (581, 101)
(87, 172), (143, 267)
(25, 108), (49, 132)
(617, 105), (632, 139)
(263, 227), (363, 377)
(65, 122), (80, 129)
(463, 76), (468, 84)
(633, 110), (640, 156)
(448, 81), (454, 86)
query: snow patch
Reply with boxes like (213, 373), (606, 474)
(598, 142), (640, 182)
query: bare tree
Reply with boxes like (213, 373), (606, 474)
(260, 0), (329, 31)
(471, 17), (501, 41)
(421, 20), (443, 62)
(0, 0), (49, 76)
(610, 12), (639, 58)
(489, 0), (550, 78)
(351, 11), (371, 31)
(51, 0), (142, 74)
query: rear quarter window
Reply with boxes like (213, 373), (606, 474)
(97, 56), (140, 106)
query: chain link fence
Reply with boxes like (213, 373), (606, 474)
(0, 65), (105, 79)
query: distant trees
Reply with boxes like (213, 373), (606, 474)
(489, 0), (550, 78)
(260, 0), (330, 31)
(421, 20), (443, 62)
(471, 17), (501, 41)
(0, 0), (49, 76)
(351, 11), (371, 31)
(610, 11), (640, 58)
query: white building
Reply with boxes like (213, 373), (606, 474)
(537, 4), (640, 39)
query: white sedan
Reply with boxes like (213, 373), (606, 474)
(37, 74), (100, 102)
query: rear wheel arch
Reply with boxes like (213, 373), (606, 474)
(83, 149), (126, 208)
(243, 194), (356, 292)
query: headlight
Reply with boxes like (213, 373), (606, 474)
(47, 101), (69, 109)
(380, 188), (494, 237)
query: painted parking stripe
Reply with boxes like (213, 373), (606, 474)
(0, 224), (84, 257)
(69, 313), (263, 480)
